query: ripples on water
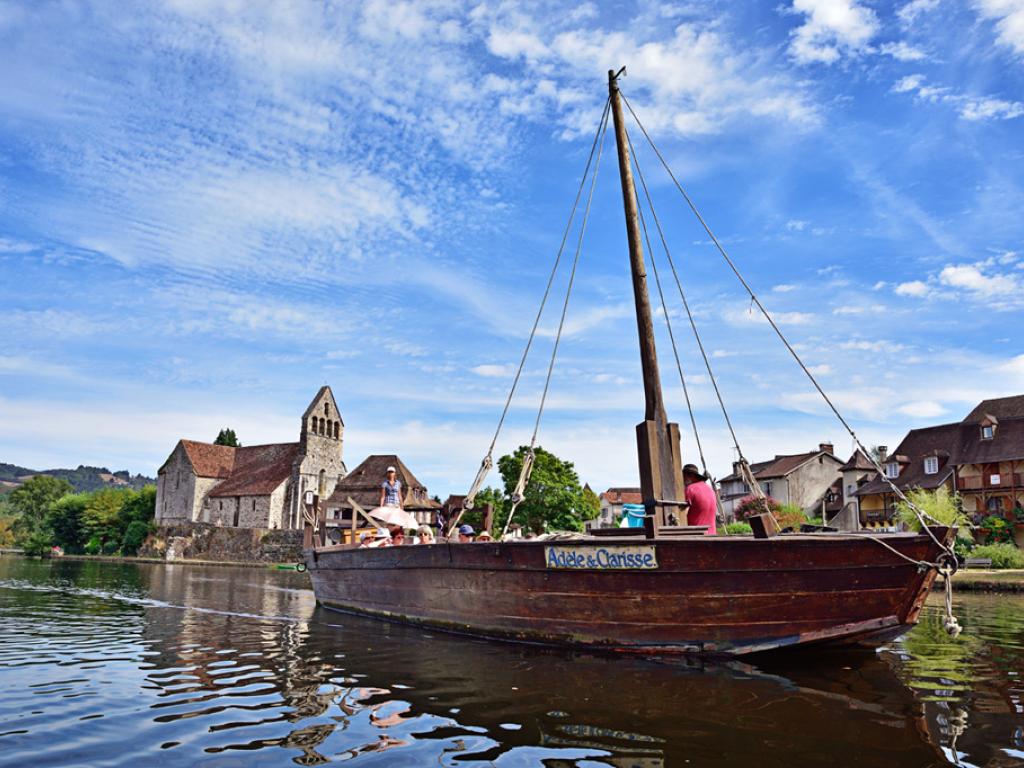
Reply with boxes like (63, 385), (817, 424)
(1, 558), (1022, 767)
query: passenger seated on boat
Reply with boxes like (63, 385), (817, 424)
(361, 527), (392, 548)
(476, 531), (493, 542)
(457, 524), (475, 543)
(392, 529), (407, 546)
(417, 526), (434, 545)
(683, 463), (717, 536)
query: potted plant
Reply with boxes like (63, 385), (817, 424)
(978, 514), (1012, 545)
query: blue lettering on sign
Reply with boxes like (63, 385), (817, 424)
(545, 545), (658, 570)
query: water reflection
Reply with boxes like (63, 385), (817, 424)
(0, 557), (1021, 766)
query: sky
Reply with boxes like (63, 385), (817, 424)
(1, 0), (1023, 497)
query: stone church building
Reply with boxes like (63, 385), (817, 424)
(155, 386), (347, 529)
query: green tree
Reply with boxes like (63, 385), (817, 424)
(83, 488), (132, 552)
(214, 428), (240, 447)
(121, 520), (151, 555)
(45, 492), (90, 553)
(492, 446), (595, 535)
(9, 475), (72, 544)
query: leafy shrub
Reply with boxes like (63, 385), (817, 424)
(979, 515), (1013, 545)
(969, 543), (1024, 569)
(724, 521), (752, 535)
(953, 536), (975, 562)
(776, 503), (808, 531)
(734, 495), (781, 520)
(121, 520), (152, 555)
(21, 528), (53, 557)
(896, 487), (968, 530)
(84, 536), (102, 555)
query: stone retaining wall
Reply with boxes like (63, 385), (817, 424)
(139, 522), (303, 564)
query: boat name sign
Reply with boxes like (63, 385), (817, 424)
(545, 544), (658, 570)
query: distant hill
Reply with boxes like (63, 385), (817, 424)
(0, 462), (155, 494)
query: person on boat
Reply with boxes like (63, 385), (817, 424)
(476, 531), (493, 542)
(416, 526), (435, 544)
(379, 466), (403, 509)
(392, 529), (407, 546)
(683, 463), (717, 535)
(360, 528), (392, 548)
(457, 524), (475, 543)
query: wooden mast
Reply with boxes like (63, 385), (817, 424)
(608, 68), (685, 537)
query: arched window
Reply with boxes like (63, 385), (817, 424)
(318, 469), (327, 497)
(310, 416), (317, 432)
(324, 403), (330, 416)
(318, 418), (325, 435)
(333, 422), (340, 439)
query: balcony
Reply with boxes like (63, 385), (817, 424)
(956, 473), (1024, 491)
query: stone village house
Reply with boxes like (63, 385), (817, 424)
(323, 454), (440, 532)
(718, 443), (846, 520)
(155, 387), (347, 530)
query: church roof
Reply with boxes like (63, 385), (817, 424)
(325, 454), (439, 510)
(180, 440), (237, 478)
(178, 439), (300, 498)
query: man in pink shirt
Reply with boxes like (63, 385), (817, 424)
(683, 464), (717, 535)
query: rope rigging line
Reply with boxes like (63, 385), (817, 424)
(620, 91), (951, 553)
(625, 125), (765, 521)
(450, 97), (611, 537)
(629, 142), (730, 531)
(501, 99), (612, 540)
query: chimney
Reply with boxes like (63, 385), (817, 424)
(819, 442), (834, 456)
(877, 445), (888, 462)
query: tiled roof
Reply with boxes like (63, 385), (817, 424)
(719, 450), (841, 483)
(325, 454), (439, 510)
(180, 440), (238, 478)
(840, 449), (876, 472)
(964, 395), (1024, 422)
(207, 443), (300, 497)
(856, 423), (960, 496)
(953, 416), (1024, 465)
(600, 487), (642, 505)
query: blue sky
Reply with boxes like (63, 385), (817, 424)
(1, 0), (1023, 496)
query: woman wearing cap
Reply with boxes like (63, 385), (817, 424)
(379, 466), (403, 509)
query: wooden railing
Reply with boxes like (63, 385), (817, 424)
(956, 473), (1023, 490)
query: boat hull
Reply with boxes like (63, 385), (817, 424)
(305, 533), (946, 656)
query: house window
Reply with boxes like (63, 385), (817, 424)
(991, 474), (1001, 486)
(885, 462), (899, 479)
(981, 425), (994, 440)
(987, 496), (1004, 513)
(760, 481), (773, 496)
(847, 484), (855, 496)
(252, 499), (256, 511)
(924, 456), (939, 475)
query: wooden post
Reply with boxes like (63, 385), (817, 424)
(608, 68), (684, 537)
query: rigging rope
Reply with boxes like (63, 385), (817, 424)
(625, 126), (764, 522)
(620, 91), (952, 557)
(501, 99), (612, 540)
(626, 134), (728, 529)
(448, 97), (611, 538)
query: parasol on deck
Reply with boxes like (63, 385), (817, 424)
(368, 506), (419, 530)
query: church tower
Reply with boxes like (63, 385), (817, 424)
(288, 386), (346, 528)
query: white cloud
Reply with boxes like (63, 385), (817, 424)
(893, 73), (1024, 121)
(939, 263), (1021, 296)
(898, 0), (941, 24)
(773, 283), (798, 292)
(0, 237), (37, 253)
(785, 219), (808, 231)
(880, 41), (927, 61)
(839, 339), (904, 352)
(895, 280), (931, 297)
(975, 0), (1024, 57)
(897, 400), (946, 418)
(808, 363), (832, 375)
(471, 363), (516, 378)
(786, 0), (880, 64)
(723, 306), (815, 326)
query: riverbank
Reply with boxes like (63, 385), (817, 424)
(1, 552), (303, 571)
(947, 568), (1024, 592)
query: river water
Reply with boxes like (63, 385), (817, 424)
(0, 558), (1021, 767)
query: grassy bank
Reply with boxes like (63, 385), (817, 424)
(947, 569), (1024, 592)
(5, 552), (302, 570)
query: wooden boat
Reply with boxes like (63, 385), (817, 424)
(306, 69), (955, 656)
